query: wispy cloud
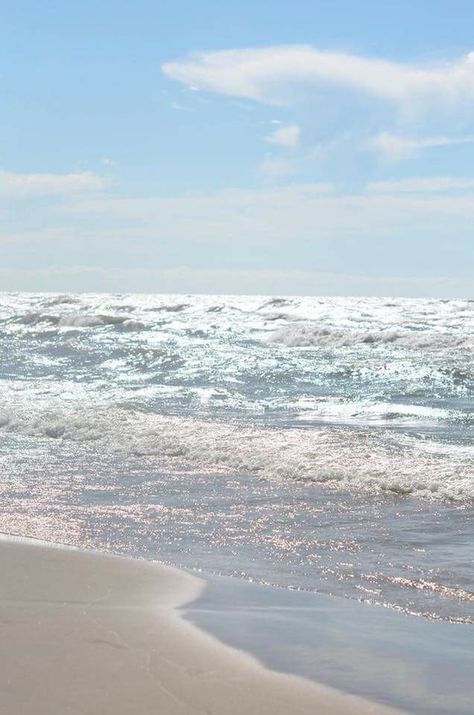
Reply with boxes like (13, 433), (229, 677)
(260, 155), (295, 181)
(162, 45), (474, 110)
(58, 181), (474, 247)
(265, 123), (300, 147)
(367, 132), (474, 159)
(367, 176), (474, 193)
(0, 170), (106, 198)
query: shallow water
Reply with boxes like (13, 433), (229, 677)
(186, 575), (474, 715)
(0, 292), (472, 623)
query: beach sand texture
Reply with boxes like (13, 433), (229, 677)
(0, 538), (404, 714)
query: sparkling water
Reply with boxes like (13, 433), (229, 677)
(0, 292), (472, 622)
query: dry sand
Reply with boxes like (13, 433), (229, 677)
(0, 537), (404, 714)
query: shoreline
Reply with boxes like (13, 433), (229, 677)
(0, 535), (403, 715)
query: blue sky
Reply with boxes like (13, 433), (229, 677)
(1, 0), (473, 296)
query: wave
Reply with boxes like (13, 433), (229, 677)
(13, 312), (145, 331)
(0, 404), (471, 501)
(361, 573), (474, 604)
(267, 324), (474, 350)
(293, 399), (453, 426)
(259, 297), (294, 308)
(153, 303), (189, 313)
(44, 295), (81, 306)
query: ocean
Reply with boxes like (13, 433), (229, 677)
(0, 292), (472, 624)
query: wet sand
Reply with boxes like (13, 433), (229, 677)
(0, 536), (404, 714)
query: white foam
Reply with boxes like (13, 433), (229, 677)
(267, 324), (474, 350)
(0, 402), (472, 501)
(0, 293), (472, 503)
(12, 311), (145, 330)
(58, 314), (105, 327)
(293, 398), (452, 426)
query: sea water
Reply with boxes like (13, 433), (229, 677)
(0, 293), (472, 623)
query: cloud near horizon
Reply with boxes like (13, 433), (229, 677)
(0, 264), (470, 299)
(2, 179), (473, 298)
(0, 170), (106, 199)
(366, 176), (474, 193)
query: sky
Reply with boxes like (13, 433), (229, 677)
(1, 0), (473, 297)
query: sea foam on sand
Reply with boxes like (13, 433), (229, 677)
(0, 536), (403, 715)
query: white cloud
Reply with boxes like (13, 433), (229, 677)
(265, 123), (300, 147)
(367, 176), (474, 193)
(162, 45), (474, 109)
(367, 132), (474, 159)
(0, 170), (106, 198)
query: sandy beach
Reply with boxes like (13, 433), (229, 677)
(0, 536), (406, 715)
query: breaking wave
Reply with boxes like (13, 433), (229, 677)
(0, 403), (472, 501)
(13, 311), (145, 330)
(268, 324), (474, 350)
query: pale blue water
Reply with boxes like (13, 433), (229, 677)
(186, 575), (474, 715)
(0, 293), (472, 624)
